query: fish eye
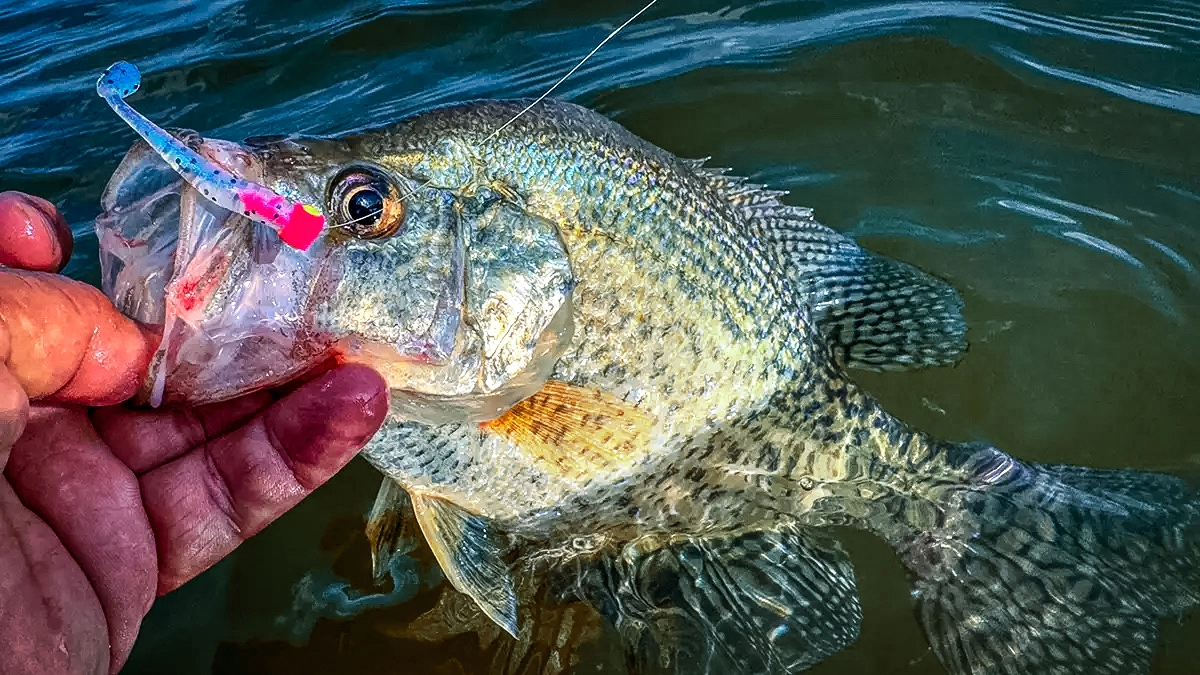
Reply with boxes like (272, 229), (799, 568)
(328, 169), (405, 239)
(347, 186), (383, 223)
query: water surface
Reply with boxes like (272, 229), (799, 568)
(1, 0), (1198, 672)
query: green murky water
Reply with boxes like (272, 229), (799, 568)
(2, 0), (1198, 672)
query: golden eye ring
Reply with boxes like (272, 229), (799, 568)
(328, 169), (405, 239)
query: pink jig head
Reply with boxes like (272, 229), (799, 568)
(96, 61), (325, 251)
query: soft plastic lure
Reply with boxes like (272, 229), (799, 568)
(96, 61), (325, 251)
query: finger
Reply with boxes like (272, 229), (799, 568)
(0, 192), (74, 273)
(141, 364), (387, 592)
(0, 271), (156, 405)
(4, 404), (156, 673)
(0, 479), (110, 675)
(92, 390), (276, 474)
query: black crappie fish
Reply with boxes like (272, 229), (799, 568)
(96, 98), (1197, 675)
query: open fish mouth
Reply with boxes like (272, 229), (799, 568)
(91, 63), (575, 420)
(95, 131), (335, 406)
(94, 130), (575, 418)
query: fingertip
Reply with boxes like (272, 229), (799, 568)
(311, 363), (390, 417)
(0, 192), (74, 273)
(325, 363), (390, 427)
(264, 364), (389, 484)
(21, 194), (74, 265)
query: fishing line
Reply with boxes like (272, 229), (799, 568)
(484, 0), (660, 142)
(100, 1), (663, 242)
(400, 0), (660, 202)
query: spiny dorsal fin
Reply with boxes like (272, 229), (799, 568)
(409, 491), (519, 638)
(689, 162), (967, 371)
(481, 380), (654, 480)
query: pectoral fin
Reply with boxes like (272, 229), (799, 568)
(482, 380), (654, 480)
(409, 491), (519, 638)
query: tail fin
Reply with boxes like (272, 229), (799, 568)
(897, 444), (1199, 675)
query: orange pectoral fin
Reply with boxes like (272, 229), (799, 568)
(481, 381), (654, 480)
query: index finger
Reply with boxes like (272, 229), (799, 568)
(0, 270), (156, 405)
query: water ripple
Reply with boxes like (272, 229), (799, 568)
(1059, 230), (1145, 267)
(1142, 236), (1197, 274)
(989, 197), (1078, 225)
(996, 44), (1200, 114)
(0, 0), (1198, 320)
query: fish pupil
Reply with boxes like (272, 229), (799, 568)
(348, 188), (383, 225)
(329, 169), (404, 239)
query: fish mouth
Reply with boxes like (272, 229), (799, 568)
(96, 130), (574, 419)
(96, 130), (334, 406)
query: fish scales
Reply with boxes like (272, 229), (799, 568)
(364, 103), (1196, 675)
(350, 102), (948, 537)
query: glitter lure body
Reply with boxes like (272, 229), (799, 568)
(96, 61), (325, 250)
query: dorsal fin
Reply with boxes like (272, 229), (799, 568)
(691, 162), (967, 371)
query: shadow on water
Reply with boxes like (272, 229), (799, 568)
(1, 0), (1198, 672)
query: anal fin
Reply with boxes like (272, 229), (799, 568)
(410, 491), (520, 638)
(566, 526), (862, 674)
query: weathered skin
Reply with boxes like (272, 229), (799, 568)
(98, 99), (1198, 675)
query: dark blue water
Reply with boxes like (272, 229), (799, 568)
(2, 1), (1198, 672)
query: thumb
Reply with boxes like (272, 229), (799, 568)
(0, 192), (73, 273)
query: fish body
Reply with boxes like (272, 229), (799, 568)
(254, 101), (952, 534)
(306, 104), (927, 545)
(96, 99), (1198, 674)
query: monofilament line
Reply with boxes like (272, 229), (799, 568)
(483, 0), (660, 142)
(401, 0), (660, 203)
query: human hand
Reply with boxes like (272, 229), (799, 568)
(0, 192), (389, 675)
